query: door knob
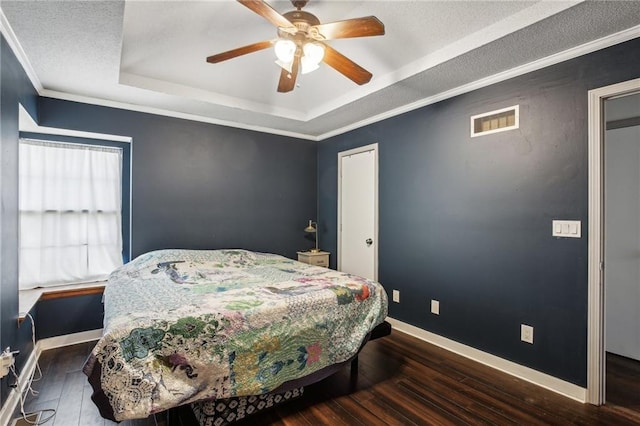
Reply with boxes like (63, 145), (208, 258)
(366, 238), (373, 246)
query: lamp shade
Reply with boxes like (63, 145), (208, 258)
(300, 56), (319, 74)
(303, 42), (324, 63)
(304, 220), (319, 252)
(301, 42), (324, 74)
(274, 39), (296, 63)
(304, 220), (317, 233)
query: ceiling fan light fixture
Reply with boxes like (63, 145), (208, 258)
(303, 42), (324, 62)
(274, 39), (296, 63)
(206, 0), (385, 93)
(300, 55), (319, 74)
(301, 42), (324, 74)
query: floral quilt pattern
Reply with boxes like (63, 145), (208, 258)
(83, 249), (388, 421)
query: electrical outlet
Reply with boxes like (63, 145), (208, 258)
(392, 290), (400, 303)
(431, 299), (440, 315)
(0, 347), (16, 378)
(521, 324), (534, 344)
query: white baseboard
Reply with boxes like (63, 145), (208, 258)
(38, 329), (102, 352)
(386, 317), (587, 403)
(0, 329), (102, 425)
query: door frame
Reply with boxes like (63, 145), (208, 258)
(587, 77), (640, 405)
(337, 143), (379, 280)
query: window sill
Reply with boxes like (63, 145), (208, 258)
(19, 281), (106, 323)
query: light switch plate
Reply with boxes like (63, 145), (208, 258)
(392, 290), (400, 303)
(552, 220), (581, 238)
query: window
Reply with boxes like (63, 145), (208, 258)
(19, 136), (129, 289)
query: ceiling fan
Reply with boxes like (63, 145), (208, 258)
(206, 0), (385, 93)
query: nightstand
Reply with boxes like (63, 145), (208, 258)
(297, 251), (330, 267)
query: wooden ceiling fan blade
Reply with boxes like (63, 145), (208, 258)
(206, 40), (274, 63)
(310, 16), (384, 40)
(322, 44), (372, 85)
(237, 0), (296, 31)
(277, 53), (300, 93)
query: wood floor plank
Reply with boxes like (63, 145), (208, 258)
(604, 352), (640, 425)
(80, 383), (106, 426)
(308, 398), (365, 425)
(353, 348), (502, 424)
(368, 379), (459, 425)
(356, 395), (419, 426)
(607, 353), (640, 409)
(336, 393), (402, 426)
(53, 370), (87, 426)
(310, 371), (418, 426)
(451, 374), (567, 425)
(398, 376), (496, 426)
(34, 346), (82, 403)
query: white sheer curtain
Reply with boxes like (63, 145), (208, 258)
(19, 139), (124, 289)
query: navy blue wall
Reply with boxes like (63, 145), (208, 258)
(318, 38), (640, 387)
(37, 99), (318, 259)
(0, 34), (39, 400)
(35, 294), (104, 340)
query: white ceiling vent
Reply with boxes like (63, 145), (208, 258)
(471, 105), (519, 137)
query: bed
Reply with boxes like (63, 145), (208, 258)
(83, 249), (388, 421)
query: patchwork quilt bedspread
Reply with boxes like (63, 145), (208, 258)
(83, 249), (388, 421)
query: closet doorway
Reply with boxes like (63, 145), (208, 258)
(587, 78), (640, 407)
(603, 91), (640, 413)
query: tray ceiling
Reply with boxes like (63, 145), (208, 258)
(2, 1), (640, 140)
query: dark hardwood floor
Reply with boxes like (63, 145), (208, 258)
(11, 331), (640, 425)
(11, 342), (162, 426)
(605, 352), (640, 422)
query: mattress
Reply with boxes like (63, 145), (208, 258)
(83, 249), (388, 421)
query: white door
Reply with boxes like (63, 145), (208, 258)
(338, 144), (378, 280)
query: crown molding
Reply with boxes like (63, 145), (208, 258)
(39, 90), (318, 141)
(318, 24), (640, 141)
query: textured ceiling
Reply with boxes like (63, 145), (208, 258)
(2, 1), (640, 140)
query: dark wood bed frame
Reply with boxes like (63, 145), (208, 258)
(351, 320), (392, 377)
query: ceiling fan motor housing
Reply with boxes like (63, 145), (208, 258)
(280, 10), (321, 40)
